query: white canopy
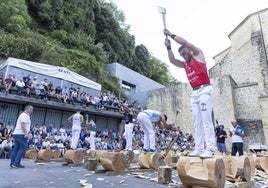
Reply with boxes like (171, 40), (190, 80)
(0, 57), (101, 91)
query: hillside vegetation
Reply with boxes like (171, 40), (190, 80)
(0, 0), (179, 96)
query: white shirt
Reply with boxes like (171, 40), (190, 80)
(230, 125), (244, 143)
(72, 113), (81, 127)
(13, 112), (31, 135)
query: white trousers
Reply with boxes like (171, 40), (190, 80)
(191, 85), (215, 151)
(71, 126), (81, 149)
(125, 123), (134, 150)
(137, 112), (156, 150)
(89, 131), (96, 150)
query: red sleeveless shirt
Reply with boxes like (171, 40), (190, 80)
(184, 57), (210, 88)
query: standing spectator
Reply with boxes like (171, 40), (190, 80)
(164, 29), (215, 158)
(229, 120), (245, 156)
(4, 74), (13, 94)
(123, 105), (134, 151)
(93, 94), (101, 109)
(137, 107), (170, 153)
(23, 74), (31, 97)
(67, 109), (84, 149)
(86, 119), (97, 150)
(215, 125), (227, 154)
(10, 105), (33, 168)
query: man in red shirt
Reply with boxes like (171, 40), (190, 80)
(164, 29), (215, 158)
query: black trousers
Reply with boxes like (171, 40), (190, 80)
(231, 142), (243, 156)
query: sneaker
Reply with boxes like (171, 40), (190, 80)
(188, 149), (204, 157)
(14, 164), (25, 168)
(199, 150), (214, 158)
(149, 149), (157, 153)
(143, 149), (149, 153)
(10, 164), (15, 168)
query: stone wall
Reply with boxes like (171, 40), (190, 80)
(147, 8), (268, 151)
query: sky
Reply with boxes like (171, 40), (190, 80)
(112, 0), (268, 83)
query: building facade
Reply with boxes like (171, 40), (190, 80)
(106, 62), (165, 106)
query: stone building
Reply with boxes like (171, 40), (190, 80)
(147, 8), (268, 151)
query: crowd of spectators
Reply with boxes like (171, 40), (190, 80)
(0, 73), (123, 111)
(0, 116), (194, 159)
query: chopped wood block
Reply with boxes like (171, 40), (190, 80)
(85, 158), (98, 171)
(158, 166), (172, 184)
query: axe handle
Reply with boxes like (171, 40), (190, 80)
(162, 13), (166, 29)
(163, 133), (180, 157)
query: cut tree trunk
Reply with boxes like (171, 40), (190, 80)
(64, 150), (84, 164)
(25, 149), (37, 159)
(51, 150), (61, 158)
(149, 153), (165, 170)
(177, 156), (226, 188)
(99, 151), (126, 172)
(222, 155), (251, 182)
(37, 149), (52, 161)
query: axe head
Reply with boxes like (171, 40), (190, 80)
(157, 6), (166, 14)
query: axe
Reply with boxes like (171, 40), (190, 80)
(158, 132), (181, 166)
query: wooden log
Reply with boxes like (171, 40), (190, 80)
(222, 155), (251, 182)
(138, 152), (151, 169)
(51, 150), (61, 158)
(177, 156), (226, 188)
(99, 152), (126, 172)
(37, 149), (52, 161)
(120, 150), (134, 162)
(25, 149), (37, 159)
(163, 150), (175, 166)
(158, 166), (172, 184)
(255, 156), (268, 173)
(85, 158), (98, 171)
(64, 150), (84, 164)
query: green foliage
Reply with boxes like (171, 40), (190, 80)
(0, 0), (175, 97)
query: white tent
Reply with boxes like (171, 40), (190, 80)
(0, 57), (101, 91)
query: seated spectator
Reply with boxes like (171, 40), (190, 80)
(51, 124), (58, 135)
(80, 92), (88, 107)
(34, 138), (43, 151)
(11, 74), (17, 87)
(42, 137), (50, 149)
(0, 72), (4, 86)
(70, 89), (78, 105)
(54, 84), (62, 100)
(4, 74), (13, 94)
(61, 86), (69, 103)
(59, 125), (66, 136)
(54, 132), (62, 142)
(40, 78), (49, 100)
(1, 136), (13, 158)
(93, 94), (101, 109)
(32, 77), (41, 97)
(15, 78), (25, 94)
(56, 139), (65, 156)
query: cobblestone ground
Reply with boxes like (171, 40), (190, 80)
(0, 159), (267, 188)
